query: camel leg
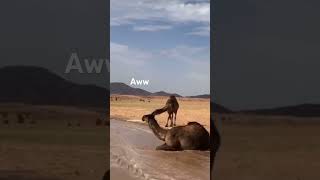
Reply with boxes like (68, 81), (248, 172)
(156, 143), (180, 151)
(165, 115), (170, 127)
(170, 113), (174, 127)
(174, 112), (177, 126)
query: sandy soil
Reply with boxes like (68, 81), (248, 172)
(110, 119), (210, 180)
(110, 96), (210, 180)
(110, 168), (138, 180)
(110, 95), (210, 131)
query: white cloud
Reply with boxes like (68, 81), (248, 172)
(187, 72), (209, 81)
(111, 42), (209, 65)
(110, 42), (128, 52)
(111, 41), (210, 95)
(187, 25), (210, 36)
(133, 25), (173, 32)
(161, 1), (210, 23)
(159, 45), (210, 64)
(111, 0), (210, 36)
(110, 42), (153, 66)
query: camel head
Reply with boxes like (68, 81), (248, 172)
(169, 95), (176, 100)
(142, 114), (155, 122)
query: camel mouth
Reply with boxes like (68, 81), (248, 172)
(142, 114), (154, 122)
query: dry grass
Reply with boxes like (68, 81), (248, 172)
(110, 95), (210, 130)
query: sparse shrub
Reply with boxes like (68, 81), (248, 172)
(67, 122), (72, 127)
(77, 122), (81, 127)
(30, 120), (36, 124)
(96, 118), (102, 126)
(3, 119), (9, 125)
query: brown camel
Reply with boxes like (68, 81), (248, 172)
(152, 96), (179, 127)
(142, 114), (210, 151)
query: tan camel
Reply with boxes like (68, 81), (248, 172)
(152, 96), (179, 127)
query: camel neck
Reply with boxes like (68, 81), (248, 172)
(147, 118), (167, 141)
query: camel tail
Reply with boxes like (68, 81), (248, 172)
(151, 105), (168, 116)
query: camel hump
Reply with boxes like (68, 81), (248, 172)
(187, 121), (202, 126)
(167, 96), (179, 106)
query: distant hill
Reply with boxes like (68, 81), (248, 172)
(153, 91), (182, 97)
(0, 66), (107, 107)
(242, 104), (320, 117)
(188, 94), (210, 99)
(110, 82), (151, 96)
(110, 82), (182, 97)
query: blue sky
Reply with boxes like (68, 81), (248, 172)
(111, 0), (210, 96)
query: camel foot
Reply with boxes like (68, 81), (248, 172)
(156, 143), (180, 151)
(165, 124), (168, 127)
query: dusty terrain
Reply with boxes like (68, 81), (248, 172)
(110, 95), (210, 131)
(213, 113), (320, 180)
(0, 104), (108, 180)
(110, 95), (210, 179)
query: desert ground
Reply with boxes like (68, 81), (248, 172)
(110, 96), (320, 179)
(213, 113), (320, 180)
(110, 95), (210, 180)
(110, 95), (210, 131)
(0, 104), (108, 180)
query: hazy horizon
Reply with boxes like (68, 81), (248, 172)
(111, 81), (209, 97)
